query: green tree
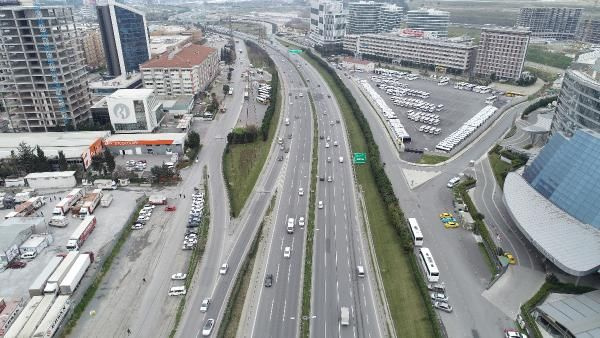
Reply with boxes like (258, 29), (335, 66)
(223, 84), (230, 95)
(91, 154), (104, 173)
(186, 130), (200, 150)
(34, 145), (51, 172)
(58, 151), (69, 171)
(16, 142), (36, 174)
(104, 149), (116, 173)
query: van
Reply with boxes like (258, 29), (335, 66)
(168, 286), (186, 296)
(357, 265), (365, 277)
(287, 218), (295, 234)
(447, 176), (461, 188)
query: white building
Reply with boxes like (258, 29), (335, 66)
(406, 8), (450, 38)
(106, 89), (163, 133)
(25, 171), (77, 190)
(475, 26), (531, 80)
(309, 0), (347, 51)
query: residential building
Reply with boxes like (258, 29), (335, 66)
(346, 2), (402, 34)
(380, 4), (403, 33)
(578, 18), (600, 44)
(406, 8), (449, 38)
(516, 7), (583, 40)
(475, 26), (531, 80)
(96, 0), (151, 77)
(140, 44), (219, 97)
(106, 88), (163, 133)
(79, 26), (105, 70)
(0, 6), (92, 132)
(343, 31), (477, 75)
(309, 0), (346, 51)
(551, 51), (600, 136)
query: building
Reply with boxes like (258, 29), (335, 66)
(380, 4), (403, 33)
(517, 7), (583, 40)
(159, 95), (194, 116)
(0, 131), (109, 169)
(309, 0), (347, 51)
(0, 6), (92, 132)
(0, 217), (43, 268)
(97, 0), (151, 77)
(475, 26), (531, 80)
(534, 290), (600, 337)
(104, 133), (186, 155)
(149, 35), (193, 57)
(89, 72), (143, 99)
(578, 18), (600, 44)
(24, 171), (77, 190)
(552, 51), (600, 136)
(79, 25), (105, 70)
(140, 44), (219, 97)
(346, 2), (402, 35)
(342, 57), (375, 72)
(406, 8), (449, 38)
(343, 32), (477, 75)
(106, 89), (163, 133)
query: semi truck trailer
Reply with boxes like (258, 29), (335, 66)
(66, 216), (96, 251)
(78, 189), (103, 218)
(52, 188), (83, 216)
(59, 253), (91, 294)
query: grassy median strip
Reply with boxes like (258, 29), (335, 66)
(302, 50), (438, 337)
(418, 154), (449, 165)
(61, 196), (148, 337)
(169, 168), (211, 338)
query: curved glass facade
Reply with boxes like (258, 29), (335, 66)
(552, 69), (600, 137)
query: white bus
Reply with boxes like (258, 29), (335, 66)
(485, 96), (497, 104)
(418, 248), (440, 282)
(408, 218), (424, 246)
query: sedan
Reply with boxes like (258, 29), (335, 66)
(202, 319), (215, 336)
(441, 217), (456, 223)
(444, 221), (459, 229)
(131, 223), (144, 230)
(318, 201), (323, 209)
(504, 252), (517, 265)
(298, 217), (305, 227)
(433, 301), (453, 313)
(325, 142), (330, 148)
(264, 273), (273, 287)
(298, 188), (304, 196)
(171, 273), (187, 280)
(439, 212), (453, 219)
(283, 246), (291, 258)
(430, 292), (448, 302)
(327, 176), (333, 182)
(200, 298), (210, 312)
(219, 264), (229, 275)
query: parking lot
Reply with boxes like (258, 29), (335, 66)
(354, 71), (509, 161)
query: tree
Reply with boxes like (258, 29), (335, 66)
(16, 142), (36, 174)
(104, 149), (116, 173)
(223, 84), (230, 95)
(490, 72), (497, 81)
(227, 71), (232, 82)
(186, 131), (200, 150)
(91, 154), (104, 173)
(58, 151), (69, 171)
(35, 146), (50, 172)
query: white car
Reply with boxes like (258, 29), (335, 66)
(326, 136), (331, 142)
(338, 157), (344, 163)
(284, 246), (291, 258)
(298, 188), (304, 196)
(318, 201), (323, 209)
(219, 264), (229, 275)
(131, 223), (144, 230)
(171, 273), (187, 280)
(327, 176), (333, 182)
(202, 319), (215, 336)
(325, 142), (330, 148)
(200, 298), (210, 312)
(298, 217), (305, 227)
(20, 251), (37, 259)
(333, 141), (338, 147)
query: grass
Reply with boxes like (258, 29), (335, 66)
(488, 153), (513, 188)
(503, 126), (517, 140)
(246, 42), (271, 70)
(448, 26), (481, 43)
(418, 154), (449, 165)
(524, 67), (559, 83)
(230, 22), (266, 38)
(301, 52), (436, 337)
(526, 45), (573, 70)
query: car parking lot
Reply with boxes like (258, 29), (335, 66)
(355, 71), (508, 161)
(114, 154), (177, 175)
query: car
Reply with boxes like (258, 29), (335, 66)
(338, 157), (344, 163)
(298, 188), (304, 196)
(439, 212), (453, 219)
(137, 215), (150, 222)
(298, 217), (305, 227)
(288, 133), (292, 139)
(326, 136), (331, 142)
(430, 292), (448, 302)
(319, 135), (324, 140)
(165, 205), (176, 211)
(318, 201), (323, 209)
(131, 223), (144, 230)
(264, 273), (273, 287)
(171, 273), (187, 280)
(427, 282), (446, 293)
(441, 217), (456, 223)
(319, 176), (324, 181)
(433, 301), (453, 313)
(284, 147), (289, 153)
(283, 246), (291, 258)
(333, 141), (338, 147)
(202, 319), (215, 336)
(278, 155), (284, 161)
(20, 252), (37, 259)
(219, 264), (228, 275)
(143, 204), (155, 209)
(200, 298), (211, 312)
(504, 252), (517, 265)
(325, 142), (330, 148)
(327, 157), (332, 163)
(168, 286), (186, 296)
(504, 329), (527, 338)
(327, 176), (332, 182)
(444, 221), (459, 228)
(8, 260), (26, 269)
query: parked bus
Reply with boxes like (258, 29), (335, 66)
(418, 248), (440, 282)
(485, 96), (497, 104)
(408, 218), (424, 246)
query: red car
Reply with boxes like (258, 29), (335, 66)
(165, 205), (176, 211)
(8, 260), (26, 269)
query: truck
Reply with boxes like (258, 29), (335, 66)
(149, 195), (167, 205)
(14, 190), (34, 203)
(101, 193), (113, 207)
(66, 216), (96, 251)
(17, 294), (56, 338)
(13, 196), (45, 218)
(3, 296), (44, 337)
(340, 307), (350, 326)
(32, 295), (70, 338)
(52, 188), (83, 216)
(78, 189), (103, 218)
(59, 253), (91, 294)
(45, 251), (79, 293)
(49, 215), (68, 228)
(29, 256), (64, 297)
(95, 179), (117, 190)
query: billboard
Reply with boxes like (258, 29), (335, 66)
(107, 98), (137, 124)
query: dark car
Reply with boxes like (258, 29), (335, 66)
(277, 155), (283, 161)
(8, 260), (26, 269)
(319, 176), (324, 181)
(264, 273), (273, 287)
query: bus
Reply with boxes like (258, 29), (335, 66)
(408, 218), (423, 246)
(485, 95), (497, 104)
(418, 248), (440, 282)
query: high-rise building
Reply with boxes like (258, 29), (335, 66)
(309, 0), (347, 51)
(380, 4), (403, 33)
(475, 26), (530, 81)
(516, 7), (583, 40)
(0, 6), (92, 132)
(96, 0), (150, 77)
(577, 18), (600, 44)
(80, 25), (105, 70)
(346, 1), (402, 34)
(406, 8), (449, 38)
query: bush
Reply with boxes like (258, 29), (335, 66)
(227, 125), (259, 144)
(522, 96), (557, 118)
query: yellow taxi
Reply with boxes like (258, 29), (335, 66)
(444, 221), (459, 229)
(504, 252), (517, 265)
(439, 212), (453, 219)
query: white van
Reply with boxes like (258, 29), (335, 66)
(447, 176), (461, 188)
(168, 286), (186, 296)
(287, 218), (295, 234)
(357, 265), (365, 278)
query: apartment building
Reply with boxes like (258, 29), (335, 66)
(0, 6), (92, 132)
(80, 25), (105, 70)
(347, 1), (402, 34)
(140, 44), (219, 97)
(343, 31), (477, 75)
(406, 8), (449, 38)
(381, 4), (403, 33)
(475, 26), (531, 81)
(578, 18), (600, 44)
(516, 7), (582, 40)
(309, 0), (346, 51)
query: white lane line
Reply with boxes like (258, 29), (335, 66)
(282, 299), (287, 322)
(269, 299), (275, 321)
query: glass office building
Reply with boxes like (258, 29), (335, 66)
(97, 0), (150, 77)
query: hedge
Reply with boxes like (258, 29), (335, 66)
(521, 96), (557, 118)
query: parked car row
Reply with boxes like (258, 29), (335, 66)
(184, 191), (205, 250)
(132, 204), (155, 230)
(418, 125), (441, 135)
(359, 80), (410, 142)
(453, 82), (492, 94)
(391, 97), (442, 112)
(427, 282), (453, 313)
(126, 160), (147, 172)
(408, 111), (440, 126)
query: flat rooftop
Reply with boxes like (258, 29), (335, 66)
(0, 131), (110, 159)
(25, 171), (76, 179)
(149, 35), (192, 56)
(109, 88), (155, 100)
(89, 73), (142, 90)
(104, 133), (186, 146)
(537, 290), (600, 337)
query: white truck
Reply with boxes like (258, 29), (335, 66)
(78, 189), (103, 218)
(101, 193), (113, 207)
(53, 188), (84, 216)
(66, 216), (96, 251)
(340, 307), (350, 326)
(59, 253), (91, 294)
(49, 215), (69, 228)
(95, 179), (117, 190)
(29, 256), (64, 296)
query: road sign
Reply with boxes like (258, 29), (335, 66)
(353, 153), (366, 164)
(288, 49), (303, 54)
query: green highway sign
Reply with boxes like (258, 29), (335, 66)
(288, 49), (303, 54)
(353, 153), (367, 164)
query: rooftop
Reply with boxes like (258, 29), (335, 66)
(503, 172), (600, 276)
(149, 35), (192, 56)
(25, 171), (76, 179)
(142, 44), (216, 69)
(159, 95), (194, 111)
(89, 73), (143, 90)
(109, 88), (155, 100)
(0, 131), (110, 160)
(537, 290), (600, 337)
(481, 25), (531, 34)
(0, 217), (44, 250)
(104, 133), (187, 146)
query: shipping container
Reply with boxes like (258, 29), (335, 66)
(46, 251), (79, 289)
(29, 256), (64, 297)
(17, 294), (56, 338)
(3, 296), (43, 338)
(59, 254), (91, 295)
(52, 189), (83, 216)
(149, 195), (167, 205)
(100, 193), (113, 207)
(66, 216), (96, 251)
(32, 295), (70, 338)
